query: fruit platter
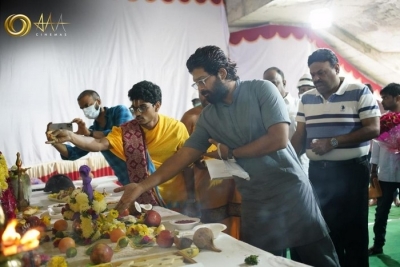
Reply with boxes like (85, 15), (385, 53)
(15, 205), (222, 267)
(47, 190), (71, 203)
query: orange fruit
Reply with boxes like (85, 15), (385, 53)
(109, 228), (126, 243)
(58, 237), (75, 253)
(53, 219), (68, 231)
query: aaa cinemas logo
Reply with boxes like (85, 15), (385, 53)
(4, 14), (31, 36)
(4, 13), (69, 37)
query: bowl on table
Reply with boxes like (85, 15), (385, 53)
(193, 223), (227, 239)
(72, 180), (83, 188)
(48, 203), (66, 213)
(169, 218), (200, 230)
(96, 182), (123, 197)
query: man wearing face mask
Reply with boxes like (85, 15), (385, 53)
(46, 90), (133, 183)
(46, 82), (193, 214)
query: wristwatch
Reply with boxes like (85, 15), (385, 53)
(330, 138), (339, 148)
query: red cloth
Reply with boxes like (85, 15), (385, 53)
(121, 120), (160, 206)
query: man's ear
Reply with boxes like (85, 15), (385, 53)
(154, 101), (161, 112)
(283, 79), (287, 87)
(334, 64), (340, 75)
(218, 68), (228, 80)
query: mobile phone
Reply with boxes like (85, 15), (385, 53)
(48, 123), (73, 131)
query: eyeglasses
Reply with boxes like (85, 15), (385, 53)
(129, 104), (152, 114)
(191, 75), (211, 90)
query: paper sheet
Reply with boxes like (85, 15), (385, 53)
(205, 159), (250, 180)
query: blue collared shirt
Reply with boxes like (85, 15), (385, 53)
(62, 105), (133, 184)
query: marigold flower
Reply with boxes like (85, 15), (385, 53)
(81, 216), (94, 238)
(75, 192), (89, 204)
(47, 256), (68, 267)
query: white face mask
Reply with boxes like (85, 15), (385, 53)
(83, 102), (100, 119)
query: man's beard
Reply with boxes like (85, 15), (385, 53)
(201, 78), (229, 104)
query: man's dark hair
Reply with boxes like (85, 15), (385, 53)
(77, 90), (100, 101)
(128, 80), (162, 104)
(186, 45), (239, 81)
(308, 48), (339, 67)
(365, 84), (373, 93)
(263, 66), (285, 80)
(380, 83), (400, 97)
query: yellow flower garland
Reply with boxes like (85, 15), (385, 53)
(63, 188), (107, 241)
(0, 153), (9, 194)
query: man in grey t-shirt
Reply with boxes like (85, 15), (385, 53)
(113, 46), (340, 267)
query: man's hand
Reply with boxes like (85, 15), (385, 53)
(194, 159), (207, 170)
(370, 172), (378, 187)
(72, 118), (90, 136)
(310, 138), (334, 155)
(114, 183), (144, 214)
(204, 138), (229, 159)
(45, 129), (73, 144)
(45, 122), (54, 141)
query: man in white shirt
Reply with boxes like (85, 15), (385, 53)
(297, 73), (315, 98)
(369, 82), (400, 255)
(264, 67), (309, 175)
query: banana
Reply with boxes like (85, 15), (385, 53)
(179, 247), (199, 258)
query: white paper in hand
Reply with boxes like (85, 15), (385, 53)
(223, 160), (250, 180)
(205, 159), (250, 180)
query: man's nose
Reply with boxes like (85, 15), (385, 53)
(197, 83), (207, 91)
(312, 76), (320, 83)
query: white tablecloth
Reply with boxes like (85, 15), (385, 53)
(30, 184), (311, 267)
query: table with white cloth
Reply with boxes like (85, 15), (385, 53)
(29, 177), (310, 267)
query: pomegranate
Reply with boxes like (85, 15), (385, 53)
(144, 210), (161, 227)
(156, 230), (174, 248)
(90, 243), (113, 264)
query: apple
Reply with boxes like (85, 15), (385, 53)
(90, 243), (113, 264)
(156, 230), (174, 248)
(144, 210), (161, 227)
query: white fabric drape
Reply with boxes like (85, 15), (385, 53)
(0, 0), (229, 166)
(228, 25), (381, 99)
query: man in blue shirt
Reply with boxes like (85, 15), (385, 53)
(46, 90), (133, 184)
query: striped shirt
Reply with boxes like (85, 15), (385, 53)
(296, 77), (380, 161)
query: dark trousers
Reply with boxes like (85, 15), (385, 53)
(308, 156), (369, 267)
(372, 181), (400, 248)
(288, 236), (340, 267)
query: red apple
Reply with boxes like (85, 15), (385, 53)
(144, 210), (161, 227)
(90, 243), (113, 264)
(156, 230), (174, 248)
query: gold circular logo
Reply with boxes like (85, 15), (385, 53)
(4, 14), (31, 37)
